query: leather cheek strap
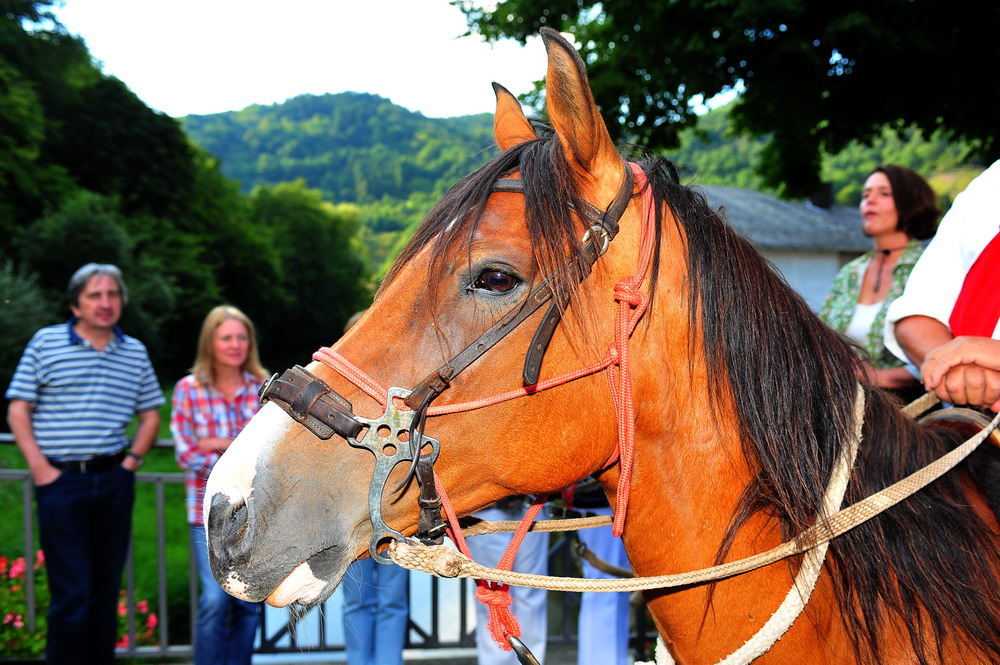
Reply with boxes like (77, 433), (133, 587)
(259, 366), (364, 440)
(408, 162), (636, 404)
(520, 165), (635, 385)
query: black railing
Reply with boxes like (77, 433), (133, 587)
(0, 435), (653, 661)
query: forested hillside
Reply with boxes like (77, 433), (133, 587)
(1, 2), (371, 384)
(182, 95), (984, 278)
(184, 93), (987, 211)
(181, 93), (497, 272)
(183, 93), (495, 204)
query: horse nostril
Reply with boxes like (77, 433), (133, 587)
(207, 491), (254, 572)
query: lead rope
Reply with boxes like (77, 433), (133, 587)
(433, 475), (549, 652)
(389, 393), (1000, 591)
(707, 383), (864, 665)
(644, 389), (932, 665)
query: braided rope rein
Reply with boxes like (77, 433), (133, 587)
(391, 393), (1000, 593)
(390, 393), (999, 663)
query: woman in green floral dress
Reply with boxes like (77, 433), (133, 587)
(820, 165), (940, 398)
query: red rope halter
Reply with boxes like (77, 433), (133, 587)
(312, 161), (656, 646)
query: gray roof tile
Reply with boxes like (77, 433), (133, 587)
(699, 185), (870, 252)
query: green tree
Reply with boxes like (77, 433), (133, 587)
(14, 192), (178, 372)
(457, 0), (999, 198)
(0, 259), (57, 404)
(181, 147), (288, 371)
(0, 2), (86, 231)
(247, 180), (371, 370)
(45, 75), (196, 220)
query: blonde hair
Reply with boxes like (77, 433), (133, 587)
(191, 305), (269, 385)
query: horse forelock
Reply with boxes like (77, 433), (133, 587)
(381, 135), (598, 322)
(658, 168), (1000, 662)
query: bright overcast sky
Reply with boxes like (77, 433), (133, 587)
(50, 0), (546, 118)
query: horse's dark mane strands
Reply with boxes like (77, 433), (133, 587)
(645, 157), (1000, 664)
(383, 135), (1000, 664)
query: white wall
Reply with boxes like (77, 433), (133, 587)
(762, 250), (848, 313)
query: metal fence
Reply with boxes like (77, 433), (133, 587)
(0, 435), (652, 661)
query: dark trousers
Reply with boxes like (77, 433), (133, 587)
(35, 465), (135, 665)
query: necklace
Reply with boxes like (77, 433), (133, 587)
(872, 245), (908, 292)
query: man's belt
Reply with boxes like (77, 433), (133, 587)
(47, 450), (127, 473)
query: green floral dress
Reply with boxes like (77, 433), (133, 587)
(819, 239), (925, 369)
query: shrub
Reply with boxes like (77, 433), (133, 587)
(0, 550), (158, 658)
(0, 551), (47, 657)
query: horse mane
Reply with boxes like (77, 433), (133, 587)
(383, 135), (1000, 663)
(646, 161), (1000, 664)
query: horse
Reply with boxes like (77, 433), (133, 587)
(204, 28), (1000, 664)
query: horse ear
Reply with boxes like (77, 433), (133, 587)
(540, 28), (621, 182)
(493, 82), (536, 151)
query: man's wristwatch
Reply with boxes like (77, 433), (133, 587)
(126, 451), (144, 469)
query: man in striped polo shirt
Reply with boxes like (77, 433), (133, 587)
(6, 263), (164, 665)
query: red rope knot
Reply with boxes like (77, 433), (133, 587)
(475, 580), (520, 650)
(613, 276), (646, 309)
(475, 582), (514, 608)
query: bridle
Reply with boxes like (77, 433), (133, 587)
(258, 161), (640, 563)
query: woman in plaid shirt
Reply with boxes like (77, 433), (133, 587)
(171, 305), (269, 665)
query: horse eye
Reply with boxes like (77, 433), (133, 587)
(473, 270), (520, 294)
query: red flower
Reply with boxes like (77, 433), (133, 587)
(8, 558), (26, 579)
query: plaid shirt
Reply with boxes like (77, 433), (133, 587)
(171, 373), (263, 525)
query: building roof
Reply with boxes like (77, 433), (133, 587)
(699, 185), (870, 253)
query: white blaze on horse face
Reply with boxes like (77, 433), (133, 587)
(265, 560), (328, 607)
(203, 402), (291, 526)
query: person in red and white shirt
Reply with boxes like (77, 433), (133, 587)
(171, 305), (269, 665)
(885, 160), (1000, 412)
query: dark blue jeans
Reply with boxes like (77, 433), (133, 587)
(190, 525), (260, 665)
(35, 465), (134, 665)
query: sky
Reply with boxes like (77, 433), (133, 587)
(49, 0), (547, 119)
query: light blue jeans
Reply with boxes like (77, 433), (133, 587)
(190, 525), (261, 665)
(578, 506), (632, 665)
(341, 558), (409, 665)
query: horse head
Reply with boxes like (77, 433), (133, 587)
(204, 28), (660, 608)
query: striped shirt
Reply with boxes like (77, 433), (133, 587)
(5, 320), (165, 459)
(171, 373), (264, 525)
